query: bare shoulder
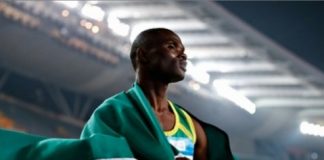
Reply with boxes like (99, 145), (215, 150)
(192, 118), (207, 146)
(192, 118), (207, 160)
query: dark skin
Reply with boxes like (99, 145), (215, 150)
(134, 29), (207, 160)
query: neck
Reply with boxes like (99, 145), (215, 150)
(136, 73), (169, 113)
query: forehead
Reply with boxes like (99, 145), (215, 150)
(149, 30), (182, 43)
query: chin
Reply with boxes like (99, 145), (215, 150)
(170, 74), (185, 83)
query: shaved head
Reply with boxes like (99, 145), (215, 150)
(130, 28), (177, 70)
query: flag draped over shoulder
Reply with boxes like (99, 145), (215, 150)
(81, 83), (235, 160)
(0, 128), (134, 160)
(0, 83), (234, 160)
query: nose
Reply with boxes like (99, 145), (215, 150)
(179, 53), (187, 61)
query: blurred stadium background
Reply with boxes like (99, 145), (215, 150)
(0, 1), (323, 160)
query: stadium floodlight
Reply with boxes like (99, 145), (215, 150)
(54, 1), (79, 9)
(213, 80), (256, 114)
(81, 4), (105, 21)
(91, 25), (100, 34)
(186, 61), (210, 84)
(189, 81), (201, 91)
(61, 10), (70, 17)
(107, 12), (130, 37)
(300, 121), (324, 137)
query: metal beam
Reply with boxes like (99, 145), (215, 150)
(72, 95), (81, 117)
(79, 97), (93, 120)
(0, 71), (9, 91)
(46, 85), (72, 116)
(256, 98), (324, 108)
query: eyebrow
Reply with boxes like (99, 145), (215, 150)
(166, 40), (176, 43)
(166, 39), (181, 45)
(167, 41), (185, 51)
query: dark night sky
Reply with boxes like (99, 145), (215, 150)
(218, 2), (324, 72)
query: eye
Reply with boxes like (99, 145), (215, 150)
(167, 43), (176, 49)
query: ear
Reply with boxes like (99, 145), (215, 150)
(136, 47), (149, 65)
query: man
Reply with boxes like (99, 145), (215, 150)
(81, 28), (234, 160)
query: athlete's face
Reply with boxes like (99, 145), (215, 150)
(143, 31), (187, 83)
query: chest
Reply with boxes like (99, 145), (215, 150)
(155, 111), (175, 131)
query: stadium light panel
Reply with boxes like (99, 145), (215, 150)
(186, 61), (210, 84)
(54, 1), (79, 9)
(107, 13), (130, 37)
(300, 121), (324, 137)
(195, 61), (277, 73)
(213, 80), (256, 114)
(81, 4), (105, 21)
